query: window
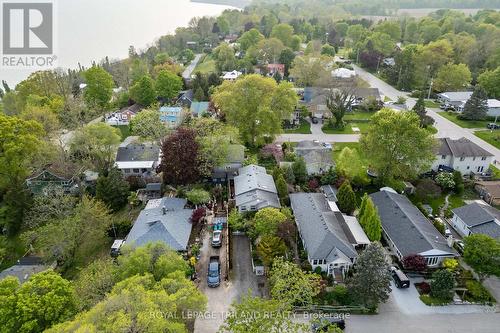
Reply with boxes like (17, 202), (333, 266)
(467, 166), (470, 170)
(312, 260), (318, 265)
(460, 157), (465, 161)
(482, 157), (487, 161)
(441, 155), (446, 159)
(240, 206), (247, 212)
(133, 169), (140, 173)
(250, 205), (257, 211)
(124, 169), (130, 174)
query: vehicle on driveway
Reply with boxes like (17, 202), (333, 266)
(440, 103), (455, 111)
(487, 123), (500, 130)
(311, 117), (319, 124)
(455, 239), (465, 254)
(391, 266), (410, 289)
(311, 317), (345, 331)
(212, 230), (222, 248)
(207, 256), (221, 288)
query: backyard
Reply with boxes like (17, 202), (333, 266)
(113, 125), (131, 140)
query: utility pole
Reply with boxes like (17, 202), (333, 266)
(427, 78), (433, 100)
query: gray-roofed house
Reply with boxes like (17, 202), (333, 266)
(234, 165), (280, 212)
(295, 141), (334, 175)
(212, 144), (245, 184)
(321, 185), (338, 202)
(370, 189), (457, 267)
(136, 183), (162, 202)
(125, 198), (193, 251)
(291, 193), (361, 280)
(432, 137), (493, 175)
(115, 140), (161, 179)
(451, 202), (500, 239)
(437, 91), (473, 108)
(0, 257), (55, 283)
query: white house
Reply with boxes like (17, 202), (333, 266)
(291, 193), (368, 280)
(432, 137), (494, 175)
(105, 104), (143, 126)
(370, 189), (457, 267)
(222, 70), (242, 81)
(234, 165), (280, 212)
(451, 202), (500, 239)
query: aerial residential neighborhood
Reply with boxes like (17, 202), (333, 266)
(1, 1), (500, 333)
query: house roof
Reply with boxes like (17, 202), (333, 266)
(438, 91), (473, 102)
(267, 63), (285, 71)
(370, 190), (456, 257)
(321, 185), (338, 202)
(0, 257), (51, 283)
(332, 68), (356, 78)
(190, 102), (210, 116)
(353, 88), (381, 100)
(437, 137), (493, 158)
(27, 163), (81, 182)
(116, 143), (160, 162)
(295, 141), (333, 169)
(452, 203), (500, 238)
(126, 198), (193, 251)
(223, 70), (242, 79)
(488, 99), (500, 108)
(291, 193), (357, 261)
(120, 103), (143, 114)
(234, 165), (280, 209)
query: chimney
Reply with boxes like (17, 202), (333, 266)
(162, 206), (167, 215)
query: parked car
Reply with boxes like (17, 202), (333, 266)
(391, 266), (410, 289)
(110, 239), (124, 258)
(311, 317), (345, 332)
(440, 103), (455, 111)
(311, 117), (319, 124)
(211, 230), (222, 248)
(487, 123), (500, 130)
(207, 256), (221, 288)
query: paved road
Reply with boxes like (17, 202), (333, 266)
(194, 233), (264, 333)
(353, 64), (500, 165)
(182, 54), (203, 80)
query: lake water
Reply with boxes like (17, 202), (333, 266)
(0, 0), (233, 87)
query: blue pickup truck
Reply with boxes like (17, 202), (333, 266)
(207, 256), (220, 288)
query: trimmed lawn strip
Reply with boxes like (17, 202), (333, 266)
(322, 122), (370, 134)
(475, 130), (500, 149)
(439, 112), (491, 129)
(424, 100), (441, 108)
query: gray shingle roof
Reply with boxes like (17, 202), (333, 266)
(234, 165), (280, 210)
(126, 198), (193, 251)
(370, 190), (456, 257)
(438, 91), (473, 102)
(295, 141), (334, 172)
(437, 138), (493, 158)
(452, 203), (500, 238)
(290, 193), (357, 261)
(321, 185), (338, 202)
(116, 143), (160, 162)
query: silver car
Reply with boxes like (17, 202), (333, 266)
(211, 230), (222, 248)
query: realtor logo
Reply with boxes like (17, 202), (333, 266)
(3, 2), (53, 54)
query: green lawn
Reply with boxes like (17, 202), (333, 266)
(113, 125), (131, 140)
(194, 54), (216, 74)
(344, 112), (374, 121)
(475, 130), (500, 149)
(322, 122), (371, 134)
(490, 164), (500, 179)
(439, 112), (491, 129)
(424, 100), (441, 108)
(332, 142), (367, 163)
(422, 194), (465, 216)
(284, 119), (311, 134)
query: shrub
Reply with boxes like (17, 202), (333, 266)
(465, 280), (495, 303)
(416, 178), (442, 200)
(416, 281), (431, 295)
(442, 258), (459, 272)
(308, 178), (319, 190)
(331, 285), (351, 305)
(190, 207), (206, 225)
(402, 254), (427, 271)
(435, 172), (455, 190)
(431, 269), (455, 301)
(228, 209), (245, 231)
(433, 220), (445, 235)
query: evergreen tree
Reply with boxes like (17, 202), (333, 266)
(96, 168), (130, 212)
(359, 197), (382, 241)
(347, 243), (391, 309)
(358, 193), (369, 219)
(412, 94), (434, 128)
(460, 86), (488, 120)
(194, 86), (206, 102)
(285, 166), (295, 185)
(337, 180), (356, 215)
(292, 157), (308, 185)
(276, 175), (288, 201)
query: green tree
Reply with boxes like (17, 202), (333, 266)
(337, 180), (357, 215)
(155, 70), (183, 101)
(228, 208), (245, 231)
(412, 94), (434, 128)
(221, 292), (306, 333)
(21, 105), (60, 134)
(0, 271), (77, 333)
(374, 21), (401, 40)
(213, 43), (237, 72)
(271, 24), (294, 47)
(290, 55), (331, 87)
(117, 242), (190, 281)
(347, 243), (391, 309)
(269, 258), (321, 306)
(279, 48), (296, 77)
(463, 234), (500, 280)
(213, 74), (297, 146)
(256, 235), (287, 267)
(194, 86), (205, 101)
(250, 208), (287, 238)
(130, 75), (156, 107)
(48, 273), (206, 333)
(435, 172), (455, 190)
(358, 197), (382, 241)
(96, 168), (130, 212)
(285, 165), (296, 184)
(70, 122), (121, 172)
(434, 63), (472, 92)
(430, 269), (455, 300)
(336, 147), (368, 186)
(460, 85), (488, 121)
(186, 188), (211, 205)
(276, 174), (288, 201)
(292, 157), (308, 185)
(83, 66), (114, 110)
(321, 44), (336, 57)
(73, 258), (117, 311)
(24, 196), (112, 269)
(238, 28), (264, 51)
(478, 67), (500, 98)
(129, 108), (169, 142)
(360, 108), (436, 182)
